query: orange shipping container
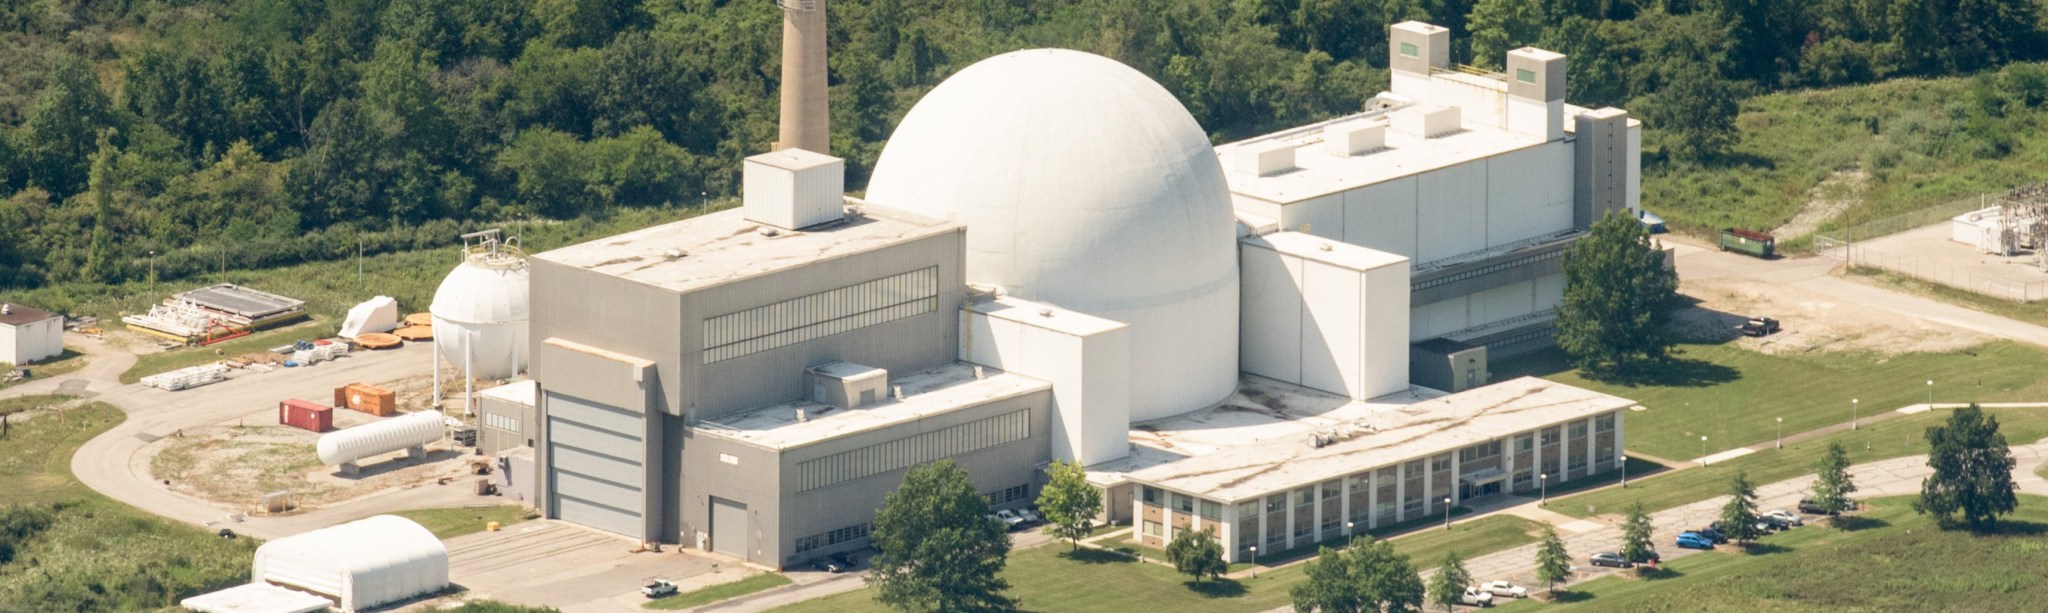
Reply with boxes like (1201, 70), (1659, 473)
(279, 399), (333, 432)
(334, 382), (397, 416)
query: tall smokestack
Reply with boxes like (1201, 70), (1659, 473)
(777, 0), (829, 155)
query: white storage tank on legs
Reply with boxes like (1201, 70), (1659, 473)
(431, 230), (530, 381)
(316, 410), (446, 467)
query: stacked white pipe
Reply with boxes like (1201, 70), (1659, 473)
(316, 410), (445, 466)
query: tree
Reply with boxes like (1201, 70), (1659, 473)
(1809, 441), (1859, 524)
(1533, 523), (1571, 595)
(1165, 528), (1227, 582)
(79, 129), (122, 284)
(1720, 471), (1764, 544)
(1034, 459), (1102, 552)
(1466, 0), (1544, 69)
(16, 56), (119, 199)
(1289, 535), (1424, 613)
(1915, 404), (2018, 529)
(1555, 211), (1679, 375)
(1619, 501), (1655, 568)
(866, 460), (1013, 613)
(1425, 551), (1471, 612)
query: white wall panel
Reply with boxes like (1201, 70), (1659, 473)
(1415, 163), (1489, 263)
(1239, 244), (1304, 381)
(1362, 264), (1412, 397)
(1485, 144), (1574, 247)
(960, 301), (1130, 465)
(1534, 273), (1567, 311)
(1282, 193), (1345, 239)
(1470, 280), (1536, 326)
(1412, 297), (1469, 341)
(1300, 260), (1364, 395)
(1342, 179), (1419, 260)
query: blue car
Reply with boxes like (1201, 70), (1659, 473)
(1675, 531), (1715, 550)
(1637, 209), (1668, 234)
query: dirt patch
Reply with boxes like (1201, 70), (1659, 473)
(1670, 274), (1989, 356)
(147, 423), (471, 511)
(1775, 169), (1868, 239)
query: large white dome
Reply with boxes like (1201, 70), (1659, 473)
(866, 49), (1239, 421)
(430, 254), (529, 380)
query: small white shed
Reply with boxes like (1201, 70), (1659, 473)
(251, 515), (449, 612)
(0, 302), (63, 366)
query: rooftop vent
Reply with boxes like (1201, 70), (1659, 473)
(1323, 121), (1387, 157)
(1235, 141), (1297, 177)
(743, 149), (846, 231)
(1394, 105), (1461, 138)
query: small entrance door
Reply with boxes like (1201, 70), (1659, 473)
(711, 497), (748, 558)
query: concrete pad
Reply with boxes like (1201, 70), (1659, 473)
(1696, 448), (1755, 465)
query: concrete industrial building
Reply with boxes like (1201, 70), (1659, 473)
(522, 22), (1640, 568)
(0, 302), (63, 366)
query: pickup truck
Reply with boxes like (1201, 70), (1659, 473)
(642, 579), (677, 598)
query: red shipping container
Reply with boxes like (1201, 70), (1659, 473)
(278, 399), (333, 432)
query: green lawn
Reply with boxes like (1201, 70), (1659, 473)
(0, 396), (259, 610)
(1494, 342), (2048, 462)
(0, 347), (88, 390)
(1548, 406), (2048, 518)
(391, 505), (534, 540)
(645, 573), (794, 610)
(775, 515), (1543, 613)
(1501, 496), (2048, 611)
(118, 318), (331, 384)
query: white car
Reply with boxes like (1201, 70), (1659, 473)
(995, 509), (1027, 529)
(641, 579), (677, 598)
(1479, 580), (1528, 598)
(1459, 587), (1495, 607)
(1017, 508), (1043, 524)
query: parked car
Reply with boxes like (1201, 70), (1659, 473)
(813, 557), (846, 573)
(1763, 509), (1804, 529)
(1017, 508), (1044, 525)
(1798, 497), (1858, 515)
(1479, 580), (1529, 598)
(1694, 526), (1728, 544)
(642, 579), (678, 598)
(1638, 209), (1668, 234)
(828, 551), (861, 570)
(1740, 316), (1780, 337)
(217, 528), (237, 539)
(1459, 587), (1496, 607)
(1675, 532), (1715, 550)
(1590, 552), (1634, 568)
(995, 509), (1027, 529)
(1629, 549), (1661, 564)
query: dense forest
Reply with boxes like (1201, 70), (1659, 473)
(0, 0), (2043, 289)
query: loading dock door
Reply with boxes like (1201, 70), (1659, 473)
(546, 393), (646, 539)
(711, 497), (748, 557)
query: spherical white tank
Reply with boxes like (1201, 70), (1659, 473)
(317, 410), (446, 466)
(865, 49), (1240, 421)
(430, 253), (529, 380)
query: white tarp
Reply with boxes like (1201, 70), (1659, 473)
(338, 296), (399, 339)
(179, 582), (333, 613)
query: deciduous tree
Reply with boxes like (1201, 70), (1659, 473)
(1034, 459), (1102, 551)
(1289, 535), (1423, 613)
(1466, 0), (1544, 69)
(1555, 211), (1679, 375)
(1166, 527), (1227, 582)
(1426, 550), (1471, 612)
(866, 460), (1013, 613)
(1916, 404), (2018, 529)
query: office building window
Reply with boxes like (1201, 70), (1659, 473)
(1400, 42), (1419, 58)
(1141, 486), (1159, 505)
(1176, 493), (1195, 514)
(1143, 521), (1164, 537)
(1200, 500), (1223, 521)
(1597, 413), (1616, 432)
(484, 412), (519, 433)
(1516, 69), (1537, 84)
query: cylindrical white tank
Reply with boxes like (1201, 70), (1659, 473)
(430, 250), (529, 380)
(317, 411), (445, 466)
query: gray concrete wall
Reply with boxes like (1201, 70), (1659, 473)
(681, 387), (1050, 568)
(478, 395), (537, 455)
(529, 257), (682, 412)
(680, 229), (967, 422)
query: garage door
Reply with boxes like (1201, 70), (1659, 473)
(547, 393), (645, 539)
(711, 497), (748, 557)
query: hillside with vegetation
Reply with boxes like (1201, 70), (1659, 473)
(0, 0), (2044, 297)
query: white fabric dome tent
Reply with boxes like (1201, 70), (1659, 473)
(866, 49), (1241, 421)
(251, 515), (448, 612)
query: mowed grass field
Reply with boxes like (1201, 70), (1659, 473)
(1550, 405), (2048, 518)
(0, 398), (258, 610)
(1501, 496), (2048, 611)
(1495, 341), (2048, 462)
(391, 505), (533, 540)
(773, 515), (1546, 613)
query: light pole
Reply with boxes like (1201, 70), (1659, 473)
(1346, 521), (1354, 536)
(1852, 398), (1859, 430)
(1539, 473), (1548, 505)
(1700, 435), (1709, 465)
(146, 250), (156, 296)
(1776, 417), (1783, 449)
(1927, 380), (1934, 408)
(1443, 497), (1454, 530)
(1249, 545), (1257, 567)
(1619, 454), (1629, 488)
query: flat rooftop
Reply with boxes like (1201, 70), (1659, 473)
(1107, 376), (1633, 502)
(0, 302), (58, 326)
(533, 201), (960, 294)
(175, 284), (304, 319)
(478, 379), (537, 406)
(1248, 231), (1410, 272)
(697, 363), (1051, 450)
(179, 582), (331, 613)
(1219, 99), (1548, 205)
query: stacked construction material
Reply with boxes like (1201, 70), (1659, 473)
(141, 363), (229, 391)
(121, 284), (307, 342)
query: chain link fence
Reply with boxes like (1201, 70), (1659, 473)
(1814, 236), (2048, 302)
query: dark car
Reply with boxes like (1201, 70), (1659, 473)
(812, 557), (845, 573)
(217, 528), (237, 539)
(828, 551), (860, 570)
(1629, 549), (1661, 564)
(1590, 552), (1633, 568)
(1798, 497), (1859, 515)
(1694, 526), (1728, 544)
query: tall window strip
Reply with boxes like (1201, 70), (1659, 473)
(793, 410), (1029, 491)
(703, 267), (940, 363)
